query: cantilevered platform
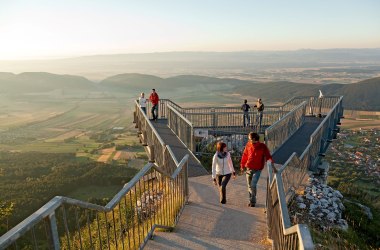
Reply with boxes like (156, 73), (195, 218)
(272, 116), (323, 164)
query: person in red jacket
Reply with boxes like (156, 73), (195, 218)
(240, 132), (273, 207)
(149, 89), (159, 121)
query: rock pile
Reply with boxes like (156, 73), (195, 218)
(136, 190), (164, 220)
(290, 174), (348, 231)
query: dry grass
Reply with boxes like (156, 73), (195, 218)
(341, 118), (380, 130)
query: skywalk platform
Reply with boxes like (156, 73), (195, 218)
(272, 116), (323, 164)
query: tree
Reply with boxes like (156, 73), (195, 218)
(0, 200), (14, 232)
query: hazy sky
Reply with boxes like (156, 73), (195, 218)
(0, 0), (379, 60)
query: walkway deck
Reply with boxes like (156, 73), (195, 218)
(146, 168), (271, 250)
(146, 116), (321, 249)
(153, 119), (208, 177)
(272, 116), (323, 164)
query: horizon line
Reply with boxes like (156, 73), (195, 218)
(1, 47), (380, 61)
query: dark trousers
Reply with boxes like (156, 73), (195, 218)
(243, 112), (250, 127)
(216, 173), (231, 203)
(141, 107), (146, 114)
(151, 104), (158, 120)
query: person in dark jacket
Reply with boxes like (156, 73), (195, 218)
(254, 98), (264, 129)
(240, 132), (273, 207)
(212, 142), (236, 204)
(241, 99), (251, 127)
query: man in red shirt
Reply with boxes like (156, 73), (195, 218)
(149, 89), (159, 121)
(240, 132), (273, 207)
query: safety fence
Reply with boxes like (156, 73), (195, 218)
(279, 96), (343, 199)
(266, 162), (314, 250)
(265, 101), (307, 153)
(281, 96), (342, 116)
(167, 104), (195, 152)
(265, 96), (343, 250)
(184, 110), (283, 133)
(0, 103), (190, 250)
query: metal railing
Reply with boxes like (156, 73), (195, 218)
(184, 110), (284, 133)
(143, 99), (184, 120)
(1, 101), (190, 250)
(0, 157), (189, 250)
(265, 96), (343, 249)
(266, 162), (314, 250)
(182, 105), (281, 114)
(281, 96), (342, 116)
(167, 104), (195, 152)
(265, 101), (307, 153)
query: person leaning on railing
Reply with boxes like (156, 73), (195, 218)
(240, 132), (273, 207)
(212, 142), (236, 204)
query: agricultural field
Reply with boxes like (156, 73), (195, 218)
(0, 94), (147, 234)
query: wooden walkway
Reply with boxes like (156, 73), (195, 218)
(153, 119), (208, 177)
(272, 116), (323, 164)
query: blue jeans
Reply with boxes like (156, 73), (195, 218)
(243, 112), (250, 127)
(246, 169), (262, 204)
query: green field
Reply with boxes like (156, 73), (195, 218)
(68, 185), (123, 201)
(0, 93), (148, 234)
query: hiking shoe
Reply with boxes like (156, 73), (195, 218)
(248, 203), (256, 207)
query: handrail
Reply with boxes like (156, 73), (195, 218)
(1, 100), (190, 250)
(0, 155), (189, 249)
(167, 104), (193, 128)
(265, 101), (306, 154)
(309, 96), (343, 139)
(266, 162), (314, 250)
(265, 96), (343, 249)
(167, 103), (195, 152)
(135, 100), (165, 146)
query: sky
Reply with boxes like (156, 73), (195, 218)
(0, 0), (379, 60)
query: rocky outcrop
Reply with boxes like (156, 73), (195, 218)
(290, 174), (348, 231)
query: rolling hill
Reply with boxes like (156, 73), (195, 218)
(1, 71), (379, 110)
(0, 72), (95, 94)
(100, 74), (380, 110)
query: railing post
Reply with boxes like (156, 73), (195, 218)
(45, 212), (60, 250)
(149, 146), (155, 163)
(211, 108), (216, 129)
(190, 127), (195, 152)
(184, 160), (189, 204)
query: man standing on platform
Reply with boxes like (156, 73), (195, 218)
(149, 89), (159, 121)
(254, 98), (264, 129)
(240, 132), (273, 207)
(241, 99), (251, 127)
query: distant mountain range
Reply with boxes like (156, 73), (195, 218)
(0, 72), (379, 110)
(1, 48), (380, 81)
